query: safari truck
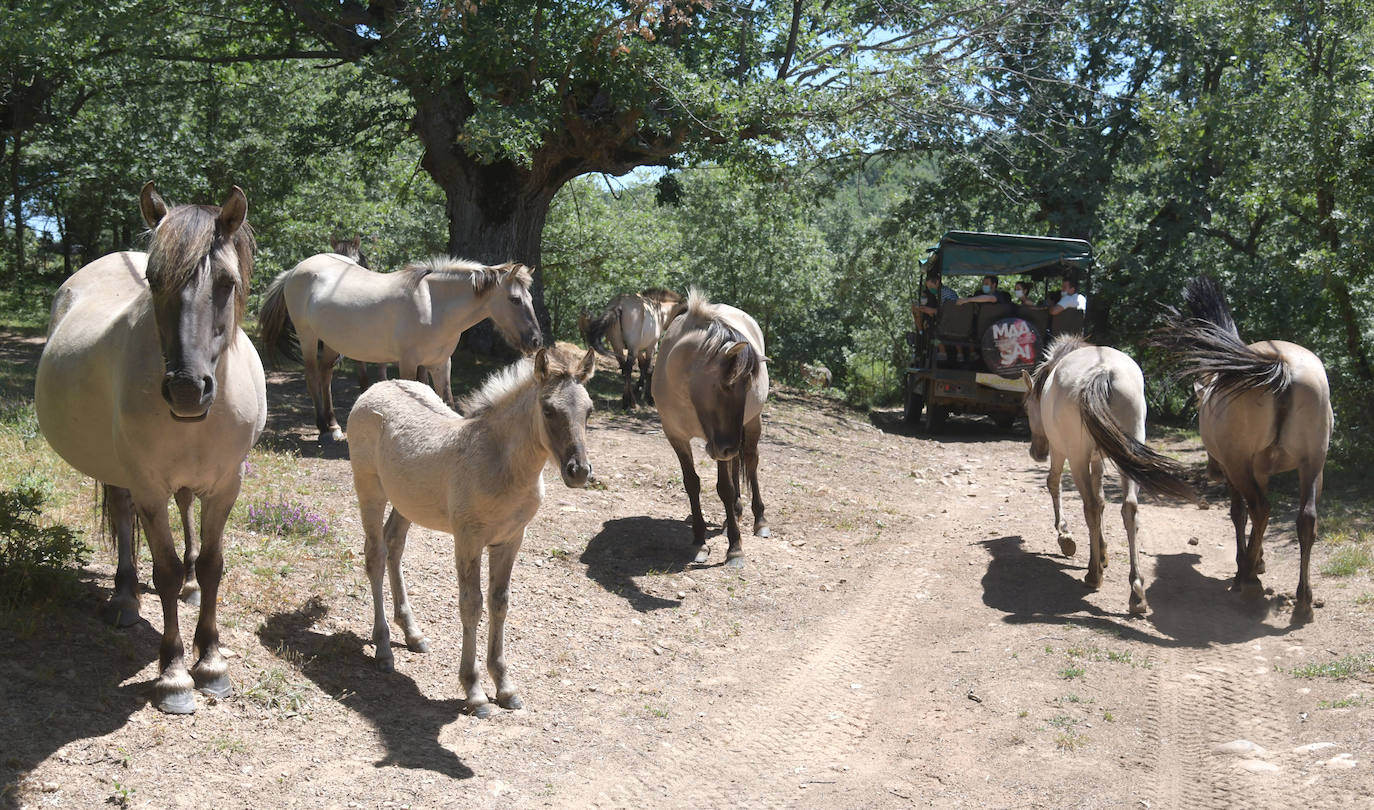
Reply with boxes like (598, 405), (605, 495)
(903, 231), (1093, 431)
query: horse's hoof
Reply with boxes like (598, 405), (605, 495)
(725, 556), (745, 569)
(375, 656), (395, 674)
(1057, 535), (1077, 557)
(692, 545), (709, 564)
(1291, 602), (1314, 624)
(468, 701), (493, 719)
(155, 682), (197, 715)
(1239, 580), (1265, 599)
(180, 586), (201, 607)
(1129, 594), (1149, 616)
(498, 693), (523, 710)
(195, 672), (233, 699)
(1254, 557), (1266, 575)
(755, 525), (770, 538)
(407, 637), (430, 654)
(1083, 574), (1102, 591)
(101, 599), (141, 628)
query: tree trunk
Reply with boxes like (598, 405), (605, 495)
(10, 129), (23, 276)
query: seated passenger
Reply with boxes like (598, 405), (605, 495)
(1049, 277), (1087, 315)
(1012, 280), (1038, 308)
(911, 269), (958, 331)
(957, 274), (1012, 307)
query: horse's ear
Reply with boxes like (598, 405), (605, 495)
(1020, 369), (1033, 390)
(575, 348), (596, 383)
(139, 181), (168, 228)
(217, 186), (248, 238)
(533, 347), (551, 381)
(724, 342), (748, 360)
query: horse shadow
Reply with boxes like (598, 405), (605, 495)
(979, 535), (1289, 648)
(580, 516), (712, 612)
(257, 597), (474, 780)
(0, 578), (164, 798)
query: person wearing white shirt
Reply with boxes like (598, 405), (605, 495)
(1049, 277), (1086, 315)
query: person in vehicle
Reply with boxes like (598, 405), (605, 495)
(957, 275), (1012, 306)
(1048, 277), (1087, 315)
(1012, 280), (1038, 307)
(912, 269), (958, 330)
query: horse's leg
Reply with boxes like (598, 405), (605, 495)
(717, 459), (745, 568)
(1227, 480), (1250, 588)
(174, 487), (200, 607)
(743, 414), (768, 537)
(1244, 472), (1272, 596)
(486, 536), (525, 710)
(730, 457), (744, 518)
(137, 500), (195, 713)
(430, 356), (455, 409)
(383, 509), (428, 653)
(357, 474), (395, 672)
(356, 360), (371, 391)
(189, 487), (237, 699)
(298, 329), (329, 440)
(1227, 475), (1265, 595)
(619, 354), (635, 409)
(669, 436), (708, 563)
(454, 545), (491, 717)
(1069, 459), (1104, 590)
(1292, 465), (1322, 623)
(1121, 476), (1147, 615)
(640, 353), (655, 406)
(100, 484), (141, 627)
(1092, 458), (1108, 571)
(317, 344), (344, 442)
(1048, 452), (1075, 556)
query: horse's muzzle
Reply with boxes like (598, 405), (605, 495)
(521, 330), (543, 354)
(705, 442), (740, 462)
(561, 457), (591, 488)
(162, 372), (215, 420)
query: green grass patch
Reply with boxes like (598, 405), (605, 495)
(1321, 543), (1374, 577)
(1058, 665), (1085, 680)
(1287, 653), (1374, 680)
(241, 667), (311, 718)
(1317, 694), (1367, 709)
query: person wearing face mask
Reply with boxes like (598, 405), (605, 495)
(956, 275), (1012, 306)
(911, 269), (958, 330)
(1048, 277), (1087, 315)
(1011, 280), (1037, 307)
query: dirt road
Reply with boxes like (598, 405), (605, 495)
(3, 355), (1371, 809)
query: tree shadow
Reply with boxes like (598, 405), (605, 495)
(257, 597), (474, 780)
(0, 578), (164, 799)
(979, 535), (1289, 648)
(580, 516), (715, 611)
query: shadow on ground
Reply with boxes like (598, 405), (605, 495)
(580, 516), (726, 611)
(0, 579), (163, 801)
(258, 597), (474, 780)
(979, 535), (1292, 648)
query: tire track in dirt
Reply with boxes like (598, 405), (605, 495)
(588, 559), (934, 809)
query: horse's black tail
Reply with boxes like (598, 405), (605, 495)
(257, 269), (300, 367)
(1152, 276), (1291, 402)
(585, 304), (621, 359)
(99, 483), (142, 558)
(1079, 370), (1200, 503)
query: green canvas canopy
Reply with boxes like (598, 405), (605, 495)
(920, 231), (1094, 279)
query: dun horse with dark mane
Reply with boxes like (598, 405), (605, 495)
(35, 182), (266, 713)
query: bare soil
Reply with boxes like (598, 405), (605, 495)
(3, 336), (1373, 809)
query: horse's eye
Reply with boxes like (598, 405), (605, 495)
(509, 294), (521, 304)
(542, 406), (556, 418)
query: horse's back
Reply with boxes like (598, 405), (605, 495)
(1210, 340), (1332, 474)
(1043, 345), (1146, 444)
(617, 294), (661, 353)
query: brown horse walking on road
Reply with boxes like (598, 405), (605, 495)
(35, 182), (266, 714)
(1155, 277), (1332, 622)
(652, 290), (769, 568)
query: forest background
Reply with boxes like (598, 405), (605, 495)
(3, 0), (1372, 464)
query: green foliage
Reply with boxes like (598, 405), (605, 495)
(0, 477), (90, 610)
(1287, 653), (1374, 680)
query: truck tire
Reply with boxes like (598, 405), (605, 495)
(926, 403), (948, 433)
(903, 384), (924, 424)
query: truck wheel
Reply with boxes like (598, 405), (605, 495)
(926, 404), (948, 433)
(993, 412), (1016, 431)
(903, 386), (924, 424)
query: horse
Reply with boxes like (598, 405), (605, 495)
(34, 181), (265, 714)
(1154, 277), (1332, 622)
(800, 362), (833, 389)
(652, 290), (769, 568)
(259, 254), (542, 441)
(1020, 334), (1198, 614)
(584, 288), (683, 408)
(347, 345), (595, 717)
(327, 234), (383, 390)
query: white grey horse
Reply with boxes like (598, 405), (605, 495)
(35, 182), (266, 713)
(652, 290), (770, 568)
(583, 288), (682, 408)
(347, 345), (595, 717)
(259, 254), (542, 441)
(1021, 335), (1197, 614)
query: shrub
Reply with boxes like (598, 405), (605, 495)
(0, 478), (90, 609)
(245, 500), (330, 544)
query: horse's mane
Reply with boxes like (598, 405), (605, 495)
(687, 289), (762, 384)
(397, 257), (533, 296)
(640, 287), (682, 305)
(146, 204), (255, 320)
(459, 345), (584, 416)
(1031, 333), (1090, 398)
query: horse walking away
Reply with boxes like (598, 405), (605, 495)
(652, 290), (769, 568)
(347, 345), (596, 717)
(327, 234), (384, 390)
(1154, 276), (1332, 623)
(259, 254), (542, 441)
(35, 182), (266, 713)
(1021, 335), (1198, 615)
(584, 288), (683, 408)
